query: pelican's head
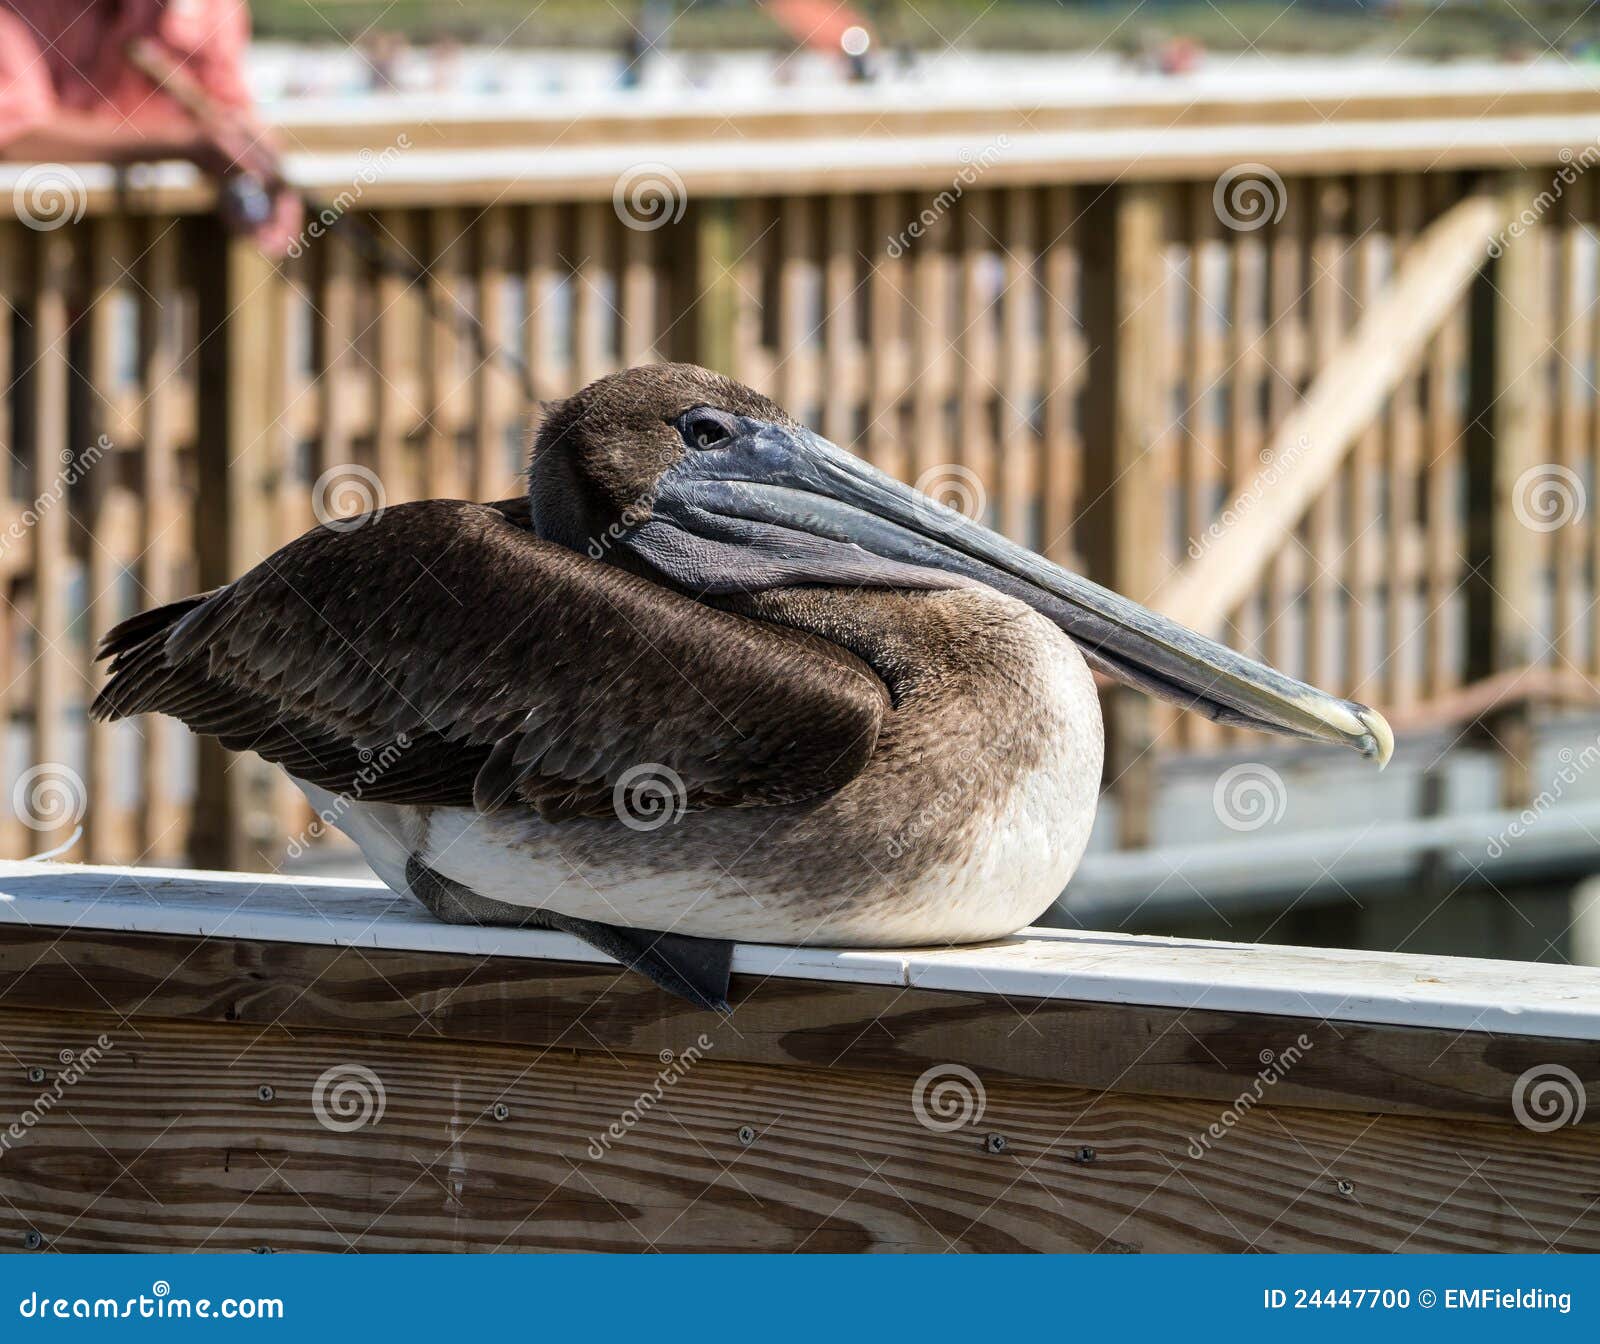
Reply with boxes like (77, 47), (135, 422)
(528, 363), (1392, 765)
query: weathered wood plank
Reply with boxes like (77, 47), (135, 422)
(0, 1008), (1593, 1253)
(0, 922), (1595, 1131)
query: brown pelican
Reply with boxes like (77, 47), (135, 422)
(94, 364), (1391, 1010)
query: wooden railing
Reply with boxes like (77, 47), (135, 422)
(1, 81), (1595, 867)
(0, 859), (1595, 1251)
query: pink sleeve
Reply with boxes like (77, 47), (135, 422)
(0, 11), (55, 149)
(158, 0), (254, 113)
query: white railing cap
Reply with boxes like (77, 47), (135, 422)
(1, 859), (1595, 1040)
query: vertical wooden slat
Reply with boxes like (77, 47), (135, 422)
(319, 223), (356, 487)
(695, 199), (739, 383)
(999, 186), (1035, 545)
(526, 203), (560, 398)
(620, 218), (656, 368)
(730, 197), (766, 390)
(1040, 185), (1079, 569)
(1424, 174), (1467, 699)
(1186, 185), (1224, 750)
(1347, 174), (1385, 702)
(1588, 169), (1600, 680)
(1306, 178), (1348, 693)
(823, 194), (858, 451)
(1386, 174), (1425, 709)
(574, 201), (608, 389)
(1080, 184), (1170, 848)
(138, 221), (184, 861)
(1227, 185), (1268, 665)
(83, 218), (126, 862)
(867, 193), (905, 482)
(424, 207), (463, 500)
(476, 206), (514, 498)
(193, 228), (278, 870)
(1264, 178), (1306, 683)
(372, 208), (414, 506)
(29, 230), (72, 859)
(911, 203), (950, 491)
(0, 224), (23, 859)
(777, 195), (816, 418)
(1554, 175), (1589, 670)
(1466, 170), (1548, 808)
(958, 190), (995, 522)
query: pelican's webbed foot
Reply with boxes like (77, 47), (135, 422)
(405, 857), (734, 1012)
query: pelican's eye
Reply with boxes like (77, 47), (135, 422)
(679, 408), (736, 451)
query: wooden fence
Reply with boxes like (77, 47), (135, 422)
(1, 80), (1597, 867)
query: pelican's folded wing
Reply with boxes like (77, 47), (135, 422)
(92, 498), (889, 819)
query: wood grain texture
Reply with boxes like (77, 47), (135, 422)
(0, 924), (1592, 1130)
(0, 1007), (1593, 1253)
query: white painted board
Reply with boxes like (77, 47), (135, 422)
(0, 860), (1596, 1040)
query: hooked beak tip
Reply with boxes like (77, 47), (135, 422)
(1359, 707), (1395, 770)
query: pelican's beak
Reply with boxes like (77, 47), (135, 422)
(636, 422), (1393, 765)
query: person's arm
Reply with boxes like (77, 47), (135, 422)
(0, 115), (225, 168)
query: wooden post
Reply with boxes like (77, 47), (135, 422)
(1079, 184), (1170, 849)
(192, 226), (280, 871)
(1465, 171), (1546, 807)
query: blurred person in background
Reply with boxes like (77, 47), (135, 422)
(0, 0), (299, 254)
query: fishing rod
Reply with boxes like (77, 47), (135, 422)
(124, 38), (541, 404)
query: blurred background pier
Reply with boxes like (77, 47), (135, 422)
(6, 0), (1600, 964)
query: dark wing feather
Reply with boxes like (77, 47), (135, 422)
(92, 498), (889, 817)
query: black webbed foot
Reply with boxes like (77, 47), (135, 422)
(405, 857), (734, 1011)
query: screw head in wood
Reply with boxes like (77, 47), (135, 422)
(737, 1124), (756, 1145)
(257, 1084), (275, 1103)
(22, 1230), (41, 1250)
(1336, 1179), (1356, 1197)
(492, 1102), (510, 1122)
(26, 1067), (44, 1084)
(1074, 1145), (1097, 1165)
(984, 1133), (1008, 1154)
